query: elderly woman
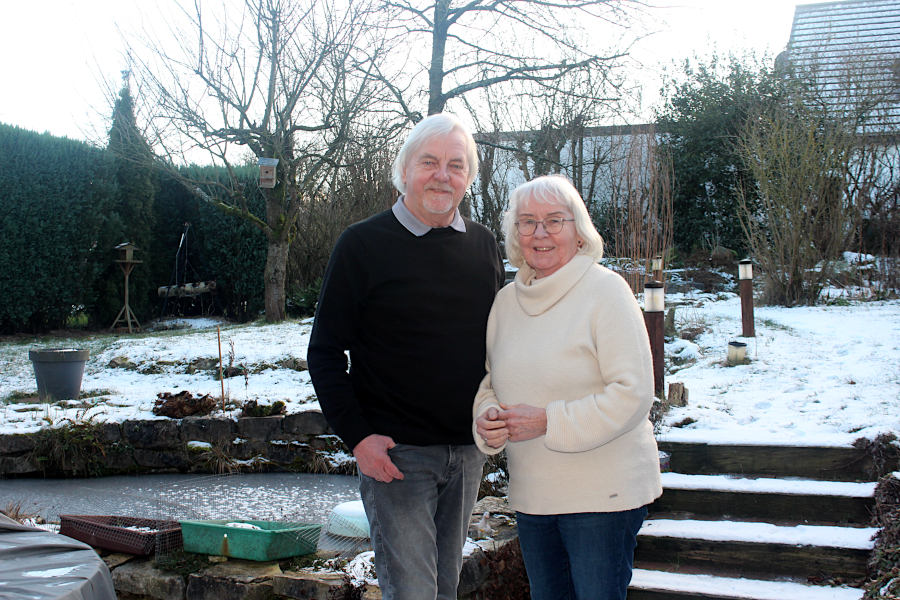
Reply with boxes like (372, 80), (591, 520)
(473, 175), (662, 600)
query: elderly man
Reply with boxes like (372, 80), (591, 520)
(307, 113), (504, 600)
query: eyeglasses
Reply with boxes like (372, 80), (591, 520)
(515, 217), (575, 236)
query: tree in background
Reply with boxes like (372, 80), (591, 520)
(130, 0), (390, 322)
(287, 130), (398, 315)
(467, 65), (636, 244)
(736, 49), (899, 306)
(737, 97), (858, 305)
(376, 0), (643, 119)
(95, 77), (157, 326)
(598, 127), (674, 292)
(655, 52), (778, 259)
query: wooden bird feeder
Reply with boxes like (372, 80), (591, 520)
(111, 242), (142, 333)
(115, 242), (141, 263)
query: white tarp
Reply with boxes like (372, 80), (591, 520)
(0, 513), (116, 600)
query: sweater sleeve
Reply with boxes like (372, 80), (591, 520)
(472, 301), (505, 455)
(543, 273), (655, 453)
(307, 228), (374, 451)
(472, 369), (505, 456)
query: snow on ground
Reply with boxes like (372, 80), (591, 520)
(658, 293), (900, 447)
(0, 317), (319, 434)
(1, 295), (899, 449)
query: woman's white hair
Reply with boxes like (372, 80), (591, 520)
(503, 174), (604, 269)
(391, 113), (479, 194)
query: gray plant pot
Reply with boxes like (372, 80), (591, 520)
(29, 348), (90, 402)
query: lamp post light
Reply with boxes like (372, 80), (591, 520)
(739, 258), (755, 338)
(643, 280), (665, 398)
(651, 254), (664, 283)
(727, 341), (748, 365)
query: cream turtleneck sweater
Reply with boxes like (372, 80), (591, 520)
(473, 253), (662, 515)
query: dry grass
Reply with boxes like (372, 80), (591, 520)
(1, 501), (39, 524)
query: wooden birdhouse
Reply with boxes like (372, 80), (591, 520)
(258, 157), (279, 189)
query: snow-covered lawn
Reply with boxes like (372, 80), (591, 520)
(1, 293), (898, 448)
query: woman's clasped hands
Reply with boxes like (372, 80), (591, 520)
(476, 403), (548, 447)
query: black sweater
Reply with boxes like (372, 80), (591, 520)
(307, 209), (504, 450)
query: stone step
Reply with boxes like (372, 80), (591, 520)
(635, 519), (876, 582)
(650, 473), (876, 526)
(627, 568), (863, 600)
(658, 441), (876, 482)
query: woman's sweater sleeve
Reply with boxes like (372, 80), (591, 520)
(472, 303), (505, 455)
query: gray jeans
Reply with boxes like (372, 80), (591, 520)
(359, 443), (485, 600)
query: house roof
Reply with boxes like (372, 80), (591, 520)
(786, 0), (900, 133)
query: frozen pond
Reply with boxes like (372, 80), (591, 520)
(0, 472), (361, 524)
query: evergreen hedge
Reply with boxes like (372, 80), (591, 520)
(0, 124), (114, 331)
(0, 124), (268, 332)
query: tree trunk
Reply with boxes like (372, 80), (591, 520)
(264, 237), (289, 322)
(428, 0), (450, 115)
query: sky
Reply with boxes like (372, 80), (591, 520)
(0, 0), (816, 144)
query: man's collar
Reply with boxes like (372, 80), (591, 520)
(392, 196), (467, 237)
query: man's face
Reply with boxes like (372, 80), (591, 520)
(401, 130), (470, 228)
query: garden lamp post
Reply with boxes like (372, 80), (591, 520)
(651, 254), (664, 284)
(643, 280), (665, 398)
(727, 340), (748, 365)
(739, 258), (755, 337)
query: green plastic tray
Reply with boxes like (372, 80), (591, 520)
(179, 519), (321, 561)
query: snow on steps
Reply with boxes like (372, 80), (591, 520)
(653, 472), (876, 525)
(629, 569), (863, 600)
(640, 518), (876, 551)
(630, 441), (880, 600)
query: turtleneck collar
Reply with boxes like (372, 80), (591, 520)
(513, 253), (595, 316)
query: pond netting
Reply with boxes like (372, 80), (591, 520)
(4, 472), (369, 560)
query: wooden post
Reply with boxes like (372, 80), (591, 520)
(643, 281), (665, 398)
(739, 259), (755, 338)
(217, 326), (225, 411)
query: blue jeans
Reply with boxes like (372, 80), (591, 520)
(359, 444), (485, 600)
(516, 506), (648, 600)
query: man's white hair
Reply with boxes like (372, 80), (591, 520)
(392, 113), (479, 194)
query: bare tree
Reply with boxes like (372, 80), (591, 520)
(129, 0), (390, 321)
(288, 129), (400, 293)
(374, 0), (644, 119)
(737, 103), (857, 306)
(599, 127), (673, 292)
(737, 47), (899, 306)
(466, 64), (635, 244)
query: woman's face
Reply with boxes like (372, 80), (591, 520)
(516, 196), (581, 279)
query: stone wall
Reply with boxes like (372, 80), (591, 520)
(0, 411), (350, 477)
